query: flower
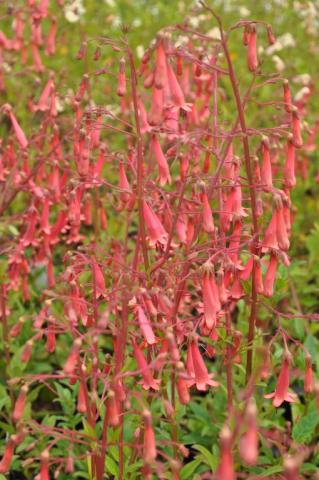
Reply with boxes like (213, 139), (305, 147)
(265, 353), (297, 407)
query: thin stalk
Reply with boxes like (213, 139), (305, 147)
(126, 43), (150, 277)
(202, 2), (259, 383)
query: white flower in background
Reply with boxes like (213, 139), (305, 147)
(207, 27), (221, 40)
(239, 6), (251, 17)
(293, 73), (311, 85)
(294, 86), (311, 102)
(104, 0), (115, 6)
(136, 45), (145, 59)
(64, 0), (85, 23)
(272, 55), (285, 72)
(112, 16), (122, 28)
(132, 18), (142, 28)
(266, 32), (296, 55)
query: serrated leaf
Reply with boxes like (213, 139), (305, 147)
(292, 410), (319, 444)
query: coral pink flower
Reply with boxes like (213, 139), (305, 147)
(239, 400), (258, 465)
(136, 305), (156, 345)
(6, 107), (28, 149)
(46, 17), (57, 56)
(138, 98), (151, 134)
(177, 363), (190, 405)
(92, 261), (105, 299)
(283, 79), (293, 113)
(151, 135), (171, 186)
(263, 253), (278, 297)
(148, 86), (163, 126)
(261, 137), (272, 190)
(284, 137), (296, 188)
(188, 340), (218, 391)
(202, 191), (215, 233)
(202, 271), (220, 329)
(154, 37), (167, 89)
(106, 390), (120, 427)
(119, 161), (131, 204)
(13, 385), (28, 423)
(167, 61), (190, 111)
(132, 341), (160, 391)
(0, 436), (16, 473)
(216, 426), (235, 480)
(64, 339), (81, 376)
(142, 410), (157, 463)
(40, 450), (50, 480)
(292, 108), (303, 148)
(142, 200), (168, 247)
(265, 353), (297, 407)
(77, 382), (87, 413)
(276, 204), (290, 251)
(262, 211), (278, 251)
(254, 260), (264, 295)
(247, 25), (258, 72)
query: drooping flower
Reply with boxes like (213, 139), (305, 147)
(132, 341), (160, 391)
(239, 399), (258, 465)
(247, 24), (258, 72)
(136, 305), (156, 345)
(13, 385), (28, 423)
(265, 353), (297, 407)
(187, 340), (219, 391)
(142, 200), (168, 248)
(263, 253), (278, 297)
(142, 410), (157, 463)
(151, 135), (171, 186)
(216, 426), (235, 480)
(304, 352), (314, 393)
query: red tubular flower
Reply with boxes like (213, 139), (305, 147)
(216, 426), (235, 480)
(263, 253), (278, 297)
(284, 136), (296, 188)
(63, 338), (81, 376)
(283, 456), (301, 480)
(92, 261), (105, 299)
(142, 410), (157, 463)
(154, 36), (167, 89)
(167, 61), (189, 111)
(148, 86), (163, 126)
(292, 107), (303, 148)
(118, 160), (131, 204)
(239, 399), (258, 465)
(151, 135), (171, 186)
(0, 436), (16, 473)
(40, 450), (50, 480)
(136, 305), (156, 345)
(247, 25), (258, 72)
(117, 58), (126, 97)
(201, 191), (215, 233)
(189, 340), (218, 391)
(260, 136), (272, 190)
(276, 204), (290, 251)
(304, 352), (314, 393)
(6, 106), (28, 149)
(265, 353), (297, 407)
(36, 77), (54, 111)
(132, 341), (160, 391)
(77, 381), (87, 413)
(254, 259), (264, 295)
(142, 200), (168, 248)
(45, 17), (57, 56)
(262, 210), (279, 251)
(202, 271), (220, 329)
(177, 363), (190, 405)
(13, 385), (28, 423)
(283, 79), (293, 113)
(106, 390), (120, 427)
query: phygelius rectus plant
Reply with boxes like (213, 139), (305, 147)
(0, 1), (317, 479)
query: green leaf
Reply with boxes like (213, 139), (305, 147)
(259, 465), (283, 476)
(292, 410), (319, 444)
(193, 444), (218, 471)
(105, 455), (119, 477)
(180, 459), (202, 479)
